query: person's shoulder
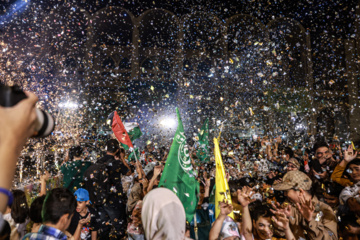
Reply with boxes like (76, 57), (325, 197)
(79, 160), (92, 167)
(22, 232), (50, 240)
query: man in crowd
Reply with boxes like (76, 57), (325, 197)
(60, 145), (91, 192)
(83, 139), (130, 239)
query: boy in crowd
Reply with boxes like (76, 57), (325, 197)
(23, 188), (76, 240)
(67, 188), (99, 240)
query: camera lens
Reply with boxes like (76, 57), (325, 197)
(34, 109), (55, 137)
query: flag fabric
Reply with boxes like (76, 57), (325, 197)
(128, 148), (141, 161)
(159, 108), (200, 222)
(214, 137), (234, 219)
(196, 118), (210, 162)
(112, 111), (133, 150)
(124, 122), (142, 142)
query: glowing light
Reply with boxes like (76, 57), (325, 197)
(59, 101), (78, 109)
(160, 118), (176, 128)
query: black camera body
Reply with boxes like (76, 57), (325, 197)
(0, 84), (55, 137)
(0, 84), (28, 107)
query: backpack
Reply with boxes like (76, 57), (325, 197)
(83, 158), (113, 205)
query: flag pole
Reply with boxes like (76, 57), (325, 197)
(194, 213), (198, 240)
(131, 147), (140, 163)
(218, 120), (226, 141)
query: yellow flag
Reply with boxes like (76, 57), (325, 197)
(214, 137), (234, 219)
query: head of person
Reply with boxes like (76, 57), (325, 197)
(74, 188), (91, 215)
(266, 169), (276, 179)
(0, 220), (11, 240)
(69, 145), (83, 160)
(249, 201), (273, 240)
(303, 148), (310, 160)
(11, 189), (29, 224)
(29, 196), (46, 224)
(146, 143), (153, 151)
(42, 188), (76, 232)
(313, 142), (330, 164)
(286, 158), (300, 172)
(142, 188), (186, 240)
(273, 170), (312, 204)
(322, 182), (342, 208)
(282, 147), (294, 161)
(106, 139), (120, 155)
(345, 158), (360, 183)
(115, 147), (126, 160)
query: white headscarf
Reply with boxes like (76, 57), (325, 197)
(141, 188), (186, 240)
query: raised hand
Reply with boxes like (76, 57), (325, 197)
(78, 214), (91, 227)
(219, 199), (233, 216)
(237, 186), (255, 208)
(40, 170), (50, 182)
(312, 169), (327, 179)
(153, 165), (162, 178)
(344, 145), (357, 163)
(271, 212), (290, 231)
(270, 202), (292, 218)
(296, 189), (315, 222)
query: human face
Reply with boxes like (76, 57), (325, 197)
(316, 147), (330, 164)
(284, 189), (301, 204)
(323, 194), (339, 208)
(76, 201), (88, 215)
(267, 171), (275, 179)
(349, 164), (360, 183)
(253, 216), (273, 240)
(198, 186), (205, 206)
(287, 163), (298, 172)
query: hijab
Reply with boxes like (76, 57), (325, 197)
(141, 188), (186, 240)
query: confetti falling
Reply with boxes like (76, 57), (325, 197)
(0, 0), (357, 185)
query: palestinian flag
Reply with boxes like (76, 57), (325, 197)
(112, 111), (133, 150)
(124, 122), (142, 142)
(111, 111), (142, 151)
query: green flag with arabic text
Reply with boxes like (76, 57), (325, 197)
(196, 118), (210, 162)
(159, 108), (200, 222)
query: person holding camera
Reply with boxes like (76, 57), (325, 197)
(0, 90), (38, 214)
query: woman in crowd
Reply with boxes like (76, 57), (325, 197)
(3, 189), (29, 239)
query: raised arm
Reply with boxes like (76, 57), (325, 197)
(0, 91), (38, 213)
(237, 186), (255, 240)
(208, 200), (233, 240)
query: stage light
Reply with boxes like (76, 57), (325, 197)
(59, 101), (78, 109)
(160, 117), (176, 128)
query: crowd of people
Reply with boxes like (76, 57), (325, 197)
(1, 91), (360, 240)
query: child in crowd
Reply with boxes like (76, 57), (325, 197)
(29, 196), (46, 233)
(67, 188), (99, 240)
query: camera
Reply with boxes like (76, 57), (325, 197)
(0, 84), (55, 137)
